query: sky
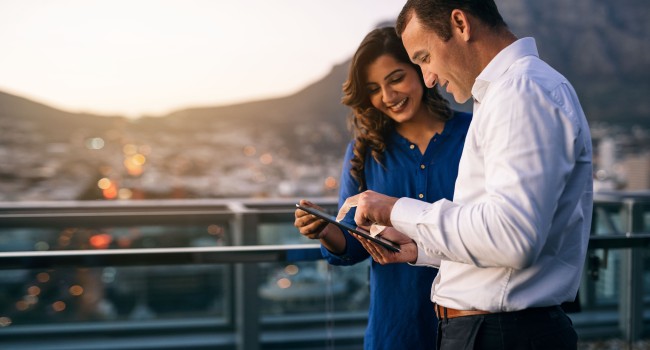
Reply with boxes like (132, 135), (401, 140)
(0, 0), (405, 118)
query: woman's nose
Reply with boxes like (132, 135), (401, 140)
(381, 86), (396, 104)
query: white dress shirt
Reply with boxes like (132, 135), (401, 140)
(391, 38), (593, 312)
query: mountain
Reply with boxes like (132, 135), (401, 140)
(0, 91), (126, 141)
(158, 60), (352, 141)
(141, 0), (650, 127)
(497, 0), (650, 126)
(2, 0), (649, 132)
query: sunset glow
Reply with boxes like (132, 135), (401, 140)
(0, 0), (403, 118)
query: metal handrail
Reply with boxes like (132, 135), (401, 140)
(0, 244), (322, 269)
(588, 233), (650, 249)
(0, 234), (647, 270)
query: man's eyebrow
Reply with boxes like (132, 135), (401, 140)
(411, 50), (427, 63)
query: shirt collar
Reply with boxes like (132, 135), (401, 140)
(471, 37), (539, 104)
(389, 112), (459, 146)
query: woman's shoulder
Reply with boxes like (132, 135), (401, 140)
(452, 110), (472, 122)
(450, 110), (472, 131)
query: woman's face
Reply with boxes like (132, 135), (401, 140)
(365, 54), (424, 124)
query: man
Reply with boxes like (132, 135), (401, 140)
(348, 1), (593, 349)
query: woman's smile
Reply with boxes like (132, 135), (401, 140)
(387, 97), (409, 113)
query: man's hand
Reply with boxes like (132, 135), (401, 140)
(351, 190), (399, 228)
(352, 227), (418, 265)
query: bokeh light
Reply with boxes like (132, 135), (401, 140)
(0, 317), (12, 327)
(36, 272), (50, 283)
(89, 233), (113, 249)
(118, 188), (133, 200)
(97, 178), (112, 190)
(52, 301), (66, 312)
(243, 145), (256, 157)
(69, 285), (84, 296)
(259, 153), (273, 165)
(324, 176), (337, 190)
(27, 286), (41, 296)
(85, 137), (105, 150)
(276, 278), (292, 289)
(284, 264), (299, 275)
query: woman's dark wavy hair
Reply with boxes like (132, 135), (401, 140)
(341, 26), (451, 191)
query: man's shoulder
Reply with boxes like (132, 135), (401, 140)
(501, 55), (569, 92)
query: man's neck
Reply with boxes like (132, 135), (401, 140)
(474, 27), (518, 71)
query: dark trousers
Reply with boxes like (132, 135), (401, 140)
(437, 306), (577, 350)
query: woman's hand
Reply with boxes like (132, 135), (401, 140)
(294, 199), (330, 240)
(352, 227), (418, 265)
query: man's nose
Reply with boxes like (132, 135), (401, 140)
(423, 71), (436, 88)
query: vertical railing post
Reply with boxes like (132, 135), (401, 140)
(619, 199), (644, 343)
(581, 206), (601, 309)
(230, 203), (260, 350)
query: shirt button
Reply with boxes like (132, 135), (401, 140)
(418, 194), (424, 199)
(420, 164), (426, 169)
(410, 144), (415, 150)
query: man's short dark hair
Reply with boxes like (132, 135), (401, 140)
(396, 0), (507, 41)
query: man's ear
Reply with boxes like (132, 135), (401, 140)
(450, 9), (471, 41)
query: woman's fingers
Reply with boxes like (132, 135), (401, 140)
(352, 232), (389, 264)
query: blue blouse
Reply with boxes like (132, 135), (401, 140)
(321, 111), (472, 350)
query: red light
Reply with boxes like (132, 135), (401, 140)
(89, 234), (112, 249)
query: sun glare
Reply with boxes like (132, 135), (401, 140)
(0, 0), (403, 118)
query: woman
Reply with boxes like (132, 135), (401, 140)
(294, 26), (471, 349)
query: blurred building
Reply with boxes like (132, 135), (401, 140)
(621, 152), (650, 191)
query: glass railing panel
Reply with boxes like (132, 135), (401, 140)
(0, 224), (231, 252)
(0, 265), (230, 327)
(258, 260), (369, 317)
(256, 221), (371, 319)
(258, 222), (311, 246)
(586, 206), (618, 309)
(576, 195), (650, 342)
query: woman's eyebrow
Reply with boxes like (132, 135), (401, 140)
(383, 69), (405, 81)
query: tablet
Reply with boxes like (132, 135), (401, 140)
(296, 204), (401, 252)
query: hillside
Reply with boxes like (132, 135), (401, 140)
(498, 0), (650, 126)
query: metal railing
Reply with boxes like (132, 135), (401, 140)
(0, 192), (649, 349)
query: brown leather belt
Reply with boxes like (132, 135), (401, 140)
(435, 303), (491, 319)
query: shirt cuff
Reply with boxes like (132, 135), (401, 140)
(390, 197), (431, 240)
(410, 244), (442, 267)
(392, 197), (449, 265)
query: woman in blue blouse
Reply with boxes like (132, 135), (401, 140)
(295, 27), (471, 349)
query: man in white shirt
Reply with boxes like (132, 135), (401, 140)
(347, 1), (593, 349)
